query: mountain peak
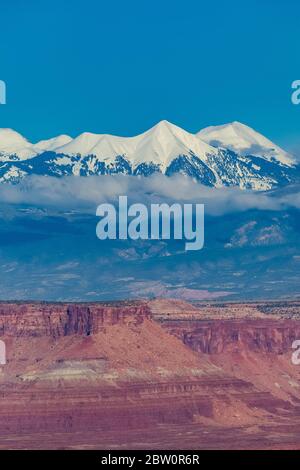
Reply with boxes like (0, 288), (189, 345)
(0, 128), (37, 160)
(147, 120), (183, 136)
(34, 135), (73, 152)
(154, 119), (173, 127)
(198, 122), (295, 166)
(0, 122), (298, 189)
(0, 128), (29, 146)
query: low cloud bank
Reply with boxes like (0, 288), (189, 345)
(0, 174), (299, 216)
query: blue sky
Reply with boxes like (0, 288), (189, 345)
(0, 0), (299, 152)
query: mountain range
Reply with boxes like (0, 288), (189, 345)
(0, 120), (299, 190)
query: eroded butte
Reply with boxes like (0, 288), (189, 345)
(0, 299), (300, 449)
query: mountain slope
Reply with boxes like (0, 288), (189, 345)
(0, 128), (38, 161)
(34, 134), (72, 152)
(198, 121), (295, 166)
(53, 120), (218, 170)
(0, 121), (298, 189)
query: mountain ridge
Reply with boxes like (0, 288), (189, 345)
(198, 121), (294, 166)
(0, 121), (298, 190)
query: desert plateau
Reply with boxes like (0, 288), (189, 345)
(0, 299), (300, 449)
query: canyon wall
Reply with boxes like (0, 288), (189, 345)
(0, 302), (151, 338)
(162, 319), (300, 354)
(1, 301), (299, 355)
(0, 300), (300, 449)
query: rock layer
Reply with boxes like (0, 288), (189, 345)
(0, 302), (151, 337)
(163, 319), (300, 354)
(0, 300), (300, 449)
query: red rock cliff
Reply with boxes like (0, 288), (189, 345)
(0, 302), (151, 338)
(162, 319), (300, 354)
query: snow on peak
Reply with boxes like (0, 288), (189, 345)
(133, 120), (216, 169)
(0, 122), (296, 173)
(54, 132), (104, 157)
(54, 120), (218, 170)
(197, 121), (295, 166)
(0, 128), (37, 160)
(0, 128), (28, 146)
(34, 134), (73, 152)
(0, 129), (73, 161)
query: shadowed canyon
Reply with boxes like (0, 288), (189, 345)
(0, 299), (300, 449)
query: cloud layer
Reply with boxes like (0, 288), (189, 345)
(1, 174), (299, 216)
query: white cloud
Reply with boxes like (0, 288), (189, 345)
(0, 174), (299, 216)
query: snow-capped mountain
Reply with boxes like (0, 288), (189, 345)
(0, 128), (72, 161)
(0, 121), (298, 190)
(198, 121), (294, 166)
(53, 120), (217, 171)
(34, 134), (72, 152)
(0, 128), (38, 161)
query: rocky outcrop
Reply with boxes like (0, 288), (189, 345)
(0, 300), (300, 449)
(0, 302), (151, 338)
(162, 319), (300, 354)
